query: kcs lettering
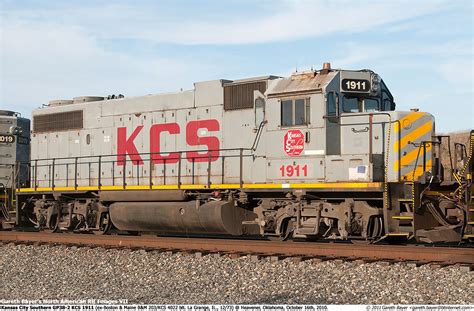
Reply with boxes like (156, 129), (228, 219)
(117, 119), (220, 165)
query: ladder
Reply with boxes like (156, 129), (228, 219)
(465, 194), (474, 239)
(0, 165), (18, 229)
(384, 182), (414, 239)
(460, 131), (474, 239)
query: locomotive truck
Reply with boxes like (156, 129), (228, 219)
(2, 63), (473, 243)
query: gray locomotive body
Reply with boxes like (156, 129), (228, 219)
(0, 110), (30, 187)
(0, 110), (30, 229)
(12, 64), (474, 242)
(29, 67), (428, 186)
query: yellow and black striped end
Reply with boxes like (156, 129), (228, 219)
(393, 112), (434, 181)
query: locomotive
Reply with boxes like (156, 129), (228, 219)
(2, 63), (473, 243)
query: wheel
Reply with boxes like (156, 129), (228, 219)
(43, 212), (59, 233)
(267, 219), (294, 241)
(93, 212), (111, 235)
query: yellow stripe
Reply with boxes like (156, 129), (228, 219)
(34, 187), (53, 192)
(394, 144), (432, 172)
(394, 112), (426, 133)
(394, 120), (433, 152)
(402, 159), (432, 181)
(17, 182), (383, 193)
(179, 184), (207, 190)
(53, 187), (76, 191)
(125, 185), (151, 190)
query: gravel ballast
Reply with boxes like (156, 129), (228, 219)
(0, 243), (472, 304)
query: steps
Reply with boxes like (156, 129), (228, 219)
(385, 183), (415, 238)
(464, 193), (474, 238)
(0, 188), (17, 228)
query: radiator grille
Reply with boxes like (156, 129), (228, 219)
(224, 81), (267, 110)
(33, 110), (83, 133)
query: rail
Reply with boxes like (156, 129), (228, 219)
(1, 231), (473, 265)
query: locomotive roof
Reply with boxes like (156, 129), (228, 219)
(267, 70), (337, 97)
(39, 66), (375, 110)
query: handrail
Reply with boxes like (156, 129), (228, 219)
(410, 141), (437, 182)
(26, 147), (254, 162)
(21, 147), (255, 190)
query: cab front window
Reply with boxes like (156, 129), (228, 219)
(342, 96), (362, 112)
(364, 98), (379, 112)
(342, 95), (380, 113)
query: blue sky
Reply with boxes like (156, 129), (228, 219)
(0, 0), (472, 132)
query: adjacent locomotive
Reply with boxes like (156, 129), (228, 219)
(0, 110), (30, 229)
(5, 63), (474, 243)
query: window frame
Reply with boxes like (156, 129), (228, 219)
(326, 91), (339, 123)
(342, 95), (363, 113)
(363, 98), (380, 112)
(342, 95), (381, 113)
(280, 97), (311, 127)
(254, 97), (266, 127)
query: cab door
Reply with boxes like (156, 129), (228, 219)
(264, 94), (326, 183)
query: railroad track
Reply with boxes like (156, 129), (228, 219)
(1, 231), (473, 267)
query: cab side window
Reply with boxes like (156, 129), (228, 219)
(281, 98), (310, 126)
(382, 91), (393, 111)
(326, 92), (339, 123)
(281, 100), (293, 126)
(327, 93), (337, 116)
(294, 99), (307, 125)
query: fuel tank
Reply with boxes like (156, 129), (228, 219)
(109, 200), (257, 235)
(100, 190), (188, 202)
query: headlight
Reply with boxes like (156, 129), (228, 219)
(370, 73), (381, 95)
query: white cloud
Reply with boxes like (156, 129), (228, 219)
(128, 1), (445, 45)
(0, 0), (469, 132)
(438, 59), (473, 91)
(2, 1), (446, 45)
(0, 16), (214, 116)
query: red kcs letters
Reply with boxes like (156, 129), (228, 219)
(117, 119), (220, 166)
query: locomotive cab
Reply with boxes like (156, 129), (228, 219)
(263, 64), (402, 184)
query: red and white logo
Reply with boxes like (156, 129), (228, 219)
(284, 129), (304, 156)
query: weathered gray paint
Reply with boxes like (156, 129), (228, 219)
(29, 68), (434, 188)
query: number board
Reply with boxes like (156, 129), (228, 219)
(341, 78), (371, 93)
(0, 134), (15, 143)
